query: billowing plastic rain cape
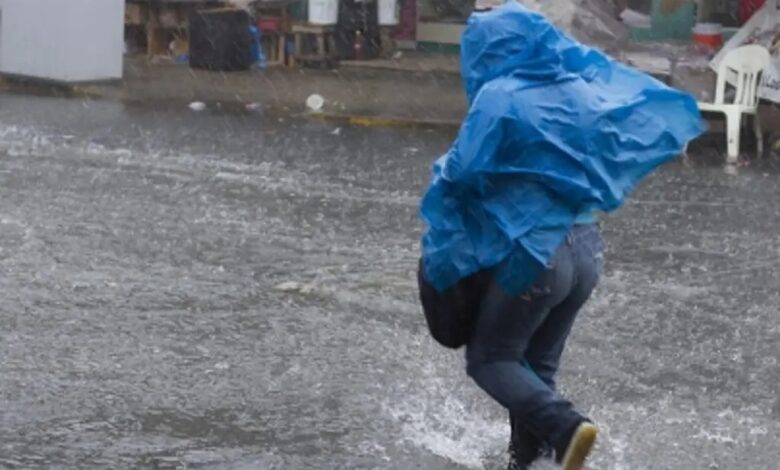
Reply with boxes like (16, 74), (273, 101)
(420, 3), (705, 292)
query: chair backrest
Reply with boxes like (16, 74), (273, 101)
(714, 45), (771, 107)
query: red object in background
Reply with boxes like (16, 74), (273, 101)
(258, 17), (283, 33)
(693, 23), (724, 48)
(354, 31), (365, 59)
(392, 0), (416, 41)
(740, 0), (766, 25)
(693, 31), (724, 48)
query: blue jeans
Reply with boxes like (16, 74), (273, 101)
(466, 224), (604, 447)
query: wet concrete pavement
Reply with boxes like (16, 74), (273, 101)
(0, 94), (778, 469)
(68, 57), (466, 126)
(4, 58), (780, 137)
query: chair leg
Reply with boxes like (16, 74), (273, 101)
(753, 113), (764, 158)
(316, 33), (326, 61)
(725, 110), (743, 165)
(327, 34), (337, 59)
(277, 36), (284, 64)
(294, 32), (302, 58)
(681, 143), (692, 167)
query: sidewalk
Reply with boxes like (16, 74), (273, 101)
(340, 50), (461, 75)
(64, 57), (466, 127)
(1, 56), (778, 137)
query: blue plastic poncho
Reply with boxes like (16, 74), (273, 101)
(420, 3), (705, 292)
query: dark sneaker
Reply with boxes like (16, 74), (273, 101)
(555, 420), (598, 470)
(507, 436), (537, 470)
(508, 415), (551, 470)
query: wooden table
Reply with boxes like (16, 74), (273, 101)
(291, 23), (337, 67)
(126, 0), (224, 57)
(253, 0), (296, 66)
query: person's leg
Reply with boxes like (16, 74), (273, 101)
(524, 224), (603, 391)
(521, 225), (604, 468)
(508, 412), (549, 469)
(466, 243), (583, 448)
(523, 288), (597, 390)
(508, 358), (556, 467)
(505, 225), (604, 468)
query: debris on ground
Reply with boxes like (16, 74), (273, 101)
(519, 0), (628, 48)
(306, 94), (325, 112)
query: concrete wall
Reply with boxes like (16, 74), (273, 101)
(0, 0), (124, 82)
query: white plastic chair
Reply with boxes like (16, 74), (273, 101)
(697, 45), (771, 164)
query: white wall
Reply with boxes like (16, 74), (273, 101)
(0, 0), (124, 82)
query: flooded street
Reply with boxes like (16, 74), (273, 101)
(0, 95), (778, 469)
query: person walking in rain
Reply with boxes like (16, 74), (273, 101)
(417, 4), (704, 470)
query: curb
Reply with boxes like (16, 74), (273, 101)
(71, 86), (113, 100)
(338, 62), (461, 77)
(307, 111), (460, 130)
(0, 79), (114, 101)
(0, 78), (463, 130)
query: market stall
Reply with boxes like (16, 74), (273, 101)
(125, 0), (224, 58)
(124, 0), (400, 66)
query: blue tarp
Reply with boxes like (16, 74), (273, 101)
(420, 3), (705, 292)
(249, 25), (267, 68)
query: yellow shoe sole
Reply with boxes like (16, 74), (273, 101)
(561, 422), (598, 470)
